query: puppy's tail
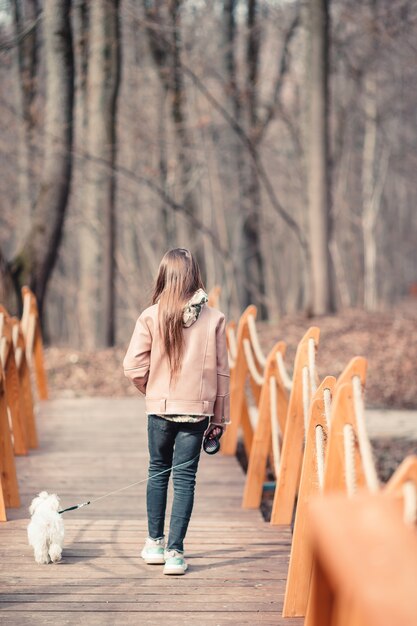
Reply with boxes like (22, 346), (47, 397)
(48, 543), (62, 563)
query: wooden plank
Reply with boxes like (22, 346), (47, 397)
(0, 605), (303, 626)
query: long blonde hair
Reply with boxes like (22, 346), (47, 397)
(152, 248), (205, 378)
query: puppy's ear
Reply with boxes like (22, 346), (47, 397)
(29, 491), (49, 515)
(29, 496), (41, 516)
(49, 494), (60, 511)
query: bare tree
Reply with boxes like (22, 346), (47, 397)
(306, 0), (333, 314)
(73, 0), (89, 133)
(243, 0), (267, 317)
(11, 0), (39, 250)
(221, 0), (267, 315)
(142, 0), (204, 269)
(361, 74), (391, 311)
(10, 0), (74, 319)
(79, 0), (120, 348)
(221, 0), (245, 312)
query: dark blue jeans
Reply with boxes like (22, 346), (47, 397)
(146, 414), (209, 552)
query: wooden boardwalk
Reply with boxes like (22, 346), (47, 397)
(0, 397), (303, 625)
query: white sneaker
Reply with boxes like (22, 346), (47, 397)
(163, 549), (188, 575)
(141, 537), (165, 564)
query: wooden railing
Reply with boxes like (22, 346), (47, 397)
(305, 489), (417, 626)
(0, 287), (47, 521)
(221, 305), (262, 456)
(225, 305), (417, 625)
(21, 286), (48, 400)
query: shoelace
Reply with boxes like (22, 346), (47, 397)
(165, 550), (184, 560)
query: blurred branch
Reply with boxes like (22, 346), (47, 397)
(0, 95), (233, 264)
(0, 12), (42, 52)
(136, 5), (309, 256)
(180, 61), (309, 255)
(276, 100), (303, 158)
(142, 0), (170, 91)
(0, 245), (18, 312)
(76, 150), (233, 261)
(255, 11), (300, 144)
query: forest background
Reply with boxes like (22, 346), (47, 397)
(0, 0), (416, 355)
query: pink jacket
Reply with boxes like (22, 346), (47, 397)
(123, 303), (230, 425)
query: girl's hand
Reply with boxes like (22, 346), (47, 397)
(205, 424), (223, 440)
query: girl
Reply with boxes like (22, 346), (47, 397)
(123, 248), (230, 575)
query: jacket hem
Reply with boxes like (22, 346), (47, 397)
(146, 398), (215, 415)
(146, 411), (214, 417)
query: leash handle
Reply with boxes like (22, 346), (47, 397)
(59, 501), (90, 515)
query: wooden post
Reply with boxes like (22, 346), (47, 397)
(242, 341), (288, 508)
(283, 376), (336, 617)
(240, 401), (254, 458)
(334, 355), (367, 393)
(305, 377), (374, 624)
(225, 320), (237, 357)
(0, 311), (28, 455)
(240, 317), (265, 456)
(284, 363), (368, 617)
(0, 366), (7, 521)
(221, 306), (258, 456)
(11, 317), (38, 449)
(0, 364), (20, 510)
(303, 558), (334, 626)
(385, 455), (417, 495)
(207, 285), (221, 308)
(270, 327), (320, 525)
(222, 306), (266, 458)
(34, 326), (48, 400)
(323, 382), (367, 494)
(0, 471), (6, 521)
(21, 286), (49, 401)
(305, 494), (417, 626)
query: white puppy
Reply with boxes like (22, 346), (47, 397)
(27, 491), (65, 564)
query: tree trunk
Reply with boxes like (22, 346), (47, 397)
(79, 0), (120, 348)
(73, 0), (89, 133)
(361, 77), (390, 311)
(222, 0), (245, 314)
(12, 0), (74, 320)
(244, 0), (267, 318)
(306, 0), (333, 314)
(143, 0), (203, 269)
(157, 83), (175, 246)
(169, 1), (196, 236)
(221, 0), (267, 315)
(361, 77), (378, 310)
(11, 0), (39, 251)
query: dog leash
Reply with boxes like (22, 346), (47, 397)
(58, 453), (201, 515)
